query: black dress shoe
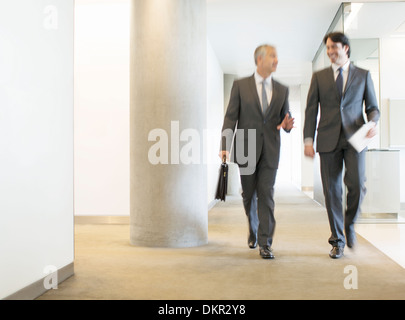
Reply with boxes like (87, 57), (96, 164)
(248, 239), (257, 249)
(329, 246), (344, 259)
(346, 232), (357, 249)
(259, 246), (274, 259)
(248, 235), (257, 249)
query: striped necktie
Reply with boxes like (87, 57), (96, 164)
(262, 80), (268, 114)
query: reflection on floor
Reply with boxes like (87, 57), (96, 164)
(356, 220), (405, 269)
(302, 188), (405, 269)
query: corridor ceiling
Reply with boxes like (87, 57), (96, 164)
(207, 0), (403, 85)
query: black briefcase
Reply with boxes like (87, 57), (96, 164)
(215, 156), (228, 202)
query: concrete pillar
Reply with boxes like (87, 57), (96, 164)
(130, 0), (207, 248)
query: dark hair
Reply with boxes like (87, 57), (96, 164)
(323, 32), (351, 58)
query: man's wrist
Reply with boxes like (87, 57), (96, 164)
(304, 137), (314, 146)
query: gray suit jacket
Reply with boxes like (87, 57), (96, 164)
(221, 74), (290, 169)
(304, 64), (380, 153)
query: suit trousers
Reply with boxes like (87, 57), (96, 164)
(319, 129), (366, 248)
(240, 150), (278, 248)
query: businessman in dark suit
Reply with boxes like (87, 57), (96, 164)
(220, 44), (294, 259)
(303, 32), (380, 259)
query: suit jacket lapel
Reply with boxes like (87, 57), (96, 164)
(265, 80), (278, 118)
(326, 67), (341, 100)
(248, 74), (263, 115)
(344, 63), (356, 97)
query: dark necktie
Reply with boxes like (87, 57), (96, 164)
(262, 80), (268, 114)
(336, 67), (343, 99)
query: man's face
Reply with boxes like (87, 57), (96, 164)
(326, 38), (349, 66)
(258, 47), (278, 75)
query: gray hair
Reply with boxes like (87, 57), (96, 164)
(254, 44), (275, 65)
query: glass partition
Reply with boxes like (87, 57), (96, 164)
(312, 4), (344, 72)
(344, 1), (405, 220)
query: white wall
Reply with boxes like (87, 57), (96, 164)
(299, 84), (313, 189)
(0, 0), (74, 299)
(74, 1), (130, 216)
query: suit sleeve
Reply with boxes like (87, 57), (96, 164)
(303, 73), (320, 142)
(221, 81), (240, 152)
(281, 87), (292, 133)
(364, 71), (380, 123)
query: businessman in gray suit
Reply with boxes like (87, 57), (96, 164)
(303, 32), (380, 259)
(220, 44), (294, 259)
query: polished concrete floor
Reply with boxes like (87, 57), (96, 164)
(38, 182), (405, 300)
(356, 221), (405, 269)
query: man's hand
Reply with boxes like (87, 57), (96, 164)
(277, 114), (295, 131)
(366, 121), (378, 139)
(304, 145), (315, 158)
(219, 150), (229, 162)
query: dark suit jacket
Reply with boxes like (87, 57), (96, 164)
(221, 74), (290, 169)
(304, 63), (380, 153)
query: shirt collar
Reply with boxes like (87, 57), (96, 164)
(332, 60), (350, 73)
(255, 70), (272, 86)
